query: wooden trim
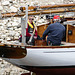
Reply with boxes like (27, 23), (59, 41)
(40, 3), (75, 9)
(20, 3), (75, 10)
(0, 45), (27, 59)
(66, 24), (69, 42)
(1, 7), (75, 18)
(26, 45), (75, 48)
(0, 42), (75, 49)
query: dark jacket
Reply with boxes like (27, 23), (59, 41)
(43, 22), (65, 45)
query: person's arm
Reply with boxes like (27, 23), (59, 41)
(63, 26), (66, 37)
(34, 29), (37, 39)
(42, 25), (51, 40)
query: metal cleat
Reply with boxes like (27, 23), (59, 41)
(21, 46), (25, 49)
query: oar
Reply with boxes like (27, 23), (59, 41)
(27, 21), (37, 44)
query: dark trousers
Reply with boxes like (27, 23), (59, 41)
(19, 36), (35, 45)
(47, 40), (61, 46)
(26, 37), (35, 45)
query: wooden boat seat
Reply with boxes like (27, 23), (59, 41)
(35, 39), (47, 46)
(61, 42), (75, 46)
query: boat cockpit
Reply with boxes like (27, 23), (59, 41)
(34, 19), (75, 47)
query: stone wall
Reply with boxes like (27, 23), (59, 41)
(0, 58), (30, 75)
(0, 0), (74, 44)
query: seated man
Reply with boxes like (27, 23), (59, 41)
(42, 15), (65, 46)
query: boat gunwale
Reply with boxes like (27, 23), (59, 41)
(26, 45), (75, 48)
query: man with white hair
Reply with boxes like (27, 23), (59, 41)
(42, 15), (65, 46)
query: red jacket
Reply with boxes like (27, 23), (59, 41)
(20, 23), (37, 39)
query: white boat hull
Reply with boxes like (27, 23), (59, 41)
(2, 47), (75, 66)
(2, 47), (75, 75)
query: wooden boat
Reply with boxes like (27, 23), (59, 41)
(0, 23), (74, 75)
(0, 4), (75, 75)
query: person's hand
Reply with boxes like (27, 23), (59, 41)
(42, 39), (46, 42)
(34, 36), (37, 39)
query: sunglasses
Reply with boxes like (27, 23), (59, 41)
(29, 18), (34, 20)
